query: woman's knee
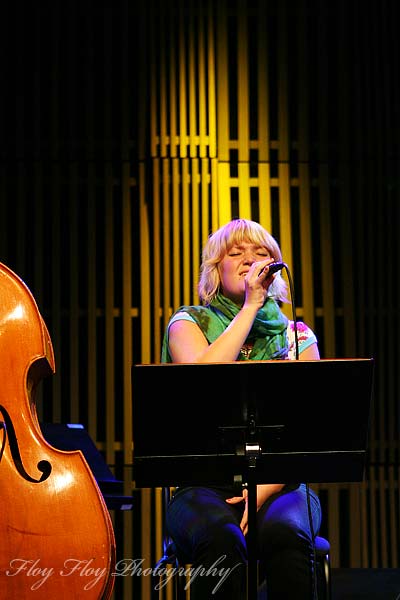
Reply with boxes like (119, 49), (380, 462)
(198, 521), (246, 558)
(259, 518), (312, 554)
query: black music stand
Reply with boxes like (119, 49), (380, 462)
(132, 358), (374, 600)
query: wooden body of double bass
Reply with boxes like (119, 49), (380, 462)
(0, 263), (116, 598)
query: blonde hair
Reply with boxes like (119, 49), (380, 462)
(198, 219), (288, 305)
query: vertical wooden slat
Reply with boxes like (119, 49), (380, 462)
(32, 4), (44, 333)
(371, 2), (390, 569)
(314, 5), (335, 358)
(313, 3), (338, 566)
(217, 163), (231, 224)
(150, 6), (158, 158)
(140, 488), (152, 600)
(140, 163), (152, 363)
(348, 483), (362, 567)
(237, 0), (249, 163)
(211, 158), (219, 232)
(179, 6), (188, 158)
(316, 0), (336, 357)
(182, 159), (191, 304)
(257, 0), (273, 227)
(201, 158), (210, 252)
(351, 25), (368, 565)
(198, 2), (207, 158)
(216, 0), (229, 163)
(138, 3), (149, 161)
(87, 165), (98, 438)
(122, 28), (133, 510)
(360, 480), (369, 567)
(51, 165), (62, 423)
(191, 158), (200, 296)
(104, 163), (115, 466)
(160, 3), (167, 158)
(172, 159), (181, 308)
(327, 486), (341, 568)
(151, 159), (161, 359)
(385, 6), (399, 555)
(120, 0), (130, 164)
(363, 19), (378, 566)
(386, 92), (399, 566)
(188, 4), (197, 159)
(85, 0), (98, 437)
(258, 164), (272, 229)
(369, 466), (379, 567)
(378, 467), (388, 567)
(67, 3), (79, 423)
(318, 190), (336, 358)
(15, 165), (26, 275)
(13, 0), (26, 272)
(122, 163), (134, 600)
(154, 487), (164, 584)
(122, 160), (133, 478)
(207, 0), (217, 158)
(238, 163), (251, 218)
(169, 11), (178, 158)
(237, 3), (251, 219)
(33, 166), (45, 413)
(298, 166), (315, 327)
(163, 159), (172, 328)
(69, 164), (80, 422)
(386, 25), (400, 532)
(337, 3), (356, 357)
(103, 0), (116, 465)
(257, 1), (269, 164)
(296, 4), (314, 328)
(277, 164), (292, 265)
(276, 1), (292, 269)
(359, 1), (379, 571)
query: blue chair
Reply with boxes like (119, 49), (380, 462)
(152, 488), (331, 600)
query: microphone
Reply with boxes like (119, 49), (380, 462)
(260, 261), (286, 276)
(268, 261), (286, 274)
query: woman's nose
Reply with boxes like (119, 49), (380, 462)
(243, 251), (256, 264)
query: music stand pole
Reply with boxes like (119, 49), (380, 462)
(244, 416), (282, 599)
(246, 440), (259, 600)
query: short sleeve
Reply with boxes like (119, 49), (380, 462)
(168, 311), (196, 329)
(287, 321), (317, 359)
(161, 310), (198, 362)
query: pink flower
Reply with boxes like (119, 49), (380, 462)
(289, 321), (307, 332)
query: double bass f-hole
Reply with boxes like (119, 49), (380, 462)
(0, 405), (52, 483)
(0, 419), (6, 463)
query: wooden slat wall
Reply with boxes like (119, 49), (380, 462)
(0, 1), (399, 598)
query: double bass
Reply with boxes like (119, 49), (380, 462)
(0, 262), (116, 598)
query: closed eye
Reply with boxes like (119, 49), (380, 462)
(227, 246), (270, 258)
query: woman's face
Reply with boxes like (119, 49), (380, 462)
(218, 240), (271, 304)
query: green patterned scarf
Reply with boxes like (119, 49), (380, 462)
(161, 293), (288, 362)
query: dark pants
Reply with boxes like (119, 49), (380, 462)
(166, 483), (321, 599)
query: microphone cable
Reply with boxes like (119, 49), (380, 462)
(281, 264), (299, 361)
(281, 264), (318, 599)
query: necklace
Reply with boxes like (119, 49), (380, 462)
(240, 342), (254, 359)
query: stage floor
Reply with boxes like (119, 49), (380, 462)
(331, 569), (400, 599)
